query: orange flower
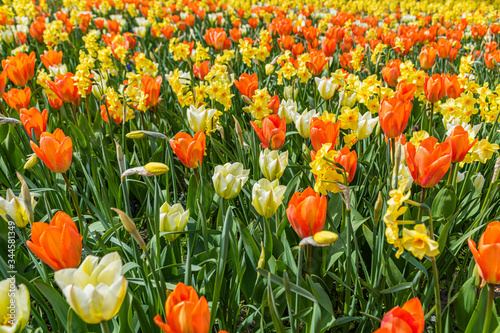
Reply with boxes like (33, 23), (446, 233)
(29, 16), (46, 43)
(100, 104), (122, 125)
(193, 61), (210, 80)
(30, 129), (73, 173)
(251, 115), (286, 150)
(484, 51), (500, 69)
(379, 96), (412, 138)
(40, 50), (63, 70)
(20, 107), (48, 140)
(445, 125), (477, 163)
(292, 42), (305, 58)
(468, 221), (500, 285)
(373, 298), (424, 333)
(0, 71), (7, 98)
(405, 136), (451, 188)
(233, 73), (258, 99)
(154, 282), (210, 333)
(229, 28), (241, 43)
(306, 50), (328, 76)
(419, 46), (436, 70)
(161, 25), (174, 39)
(279, 35), (294, 51)
(1, 51), (36, 87)
(170, 131), (206, 169)
(48, 96), (63, 110)
(107, 19), (121, 33)
(46, 72), (80, 105)
(395, 81), (416, 102)
(204, 28), (231, 51)
(321, 38), (337, 57)
(443, 74), (463, 99)
(286, 187), (327, 239)
(424, 74), (445, 103)
(26, 211), (82, 271)
(435, 38), (452, 59)
(141, 75), (162, 109)
(382, 59), (401, 88)
(310, 118), (341, 151)
(335, 146), (357, 183)
(3, 87), (31, 111)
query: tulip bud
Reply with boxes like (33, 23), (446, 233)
(265, 64), (275, 75)
(212, 162), (249, 199)
(257, 241), (265, 275)
(111, 208), (146, 251)
(283, 86), (297, 100)
(373, 191), (383, 227)
(259, 149), (288, 181)
(160, 202), (189, 242)
(24, 154), (38, 169)
(126, 131), (146, 139)
(251, 178), (287, 219)
(473, 173), (485, 192)
(0, 279), (30, 331)
(144, 162), (170, 175)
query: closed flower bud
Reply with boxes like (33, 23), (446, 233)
(126, 131), (146, 139)
(212, 162), (249, 199)
(160, 202), (189, 242)
(186, 105), (217, 132)
(257, 241), (265, 274)
(251, 179), (287, 219)
(473, 173), (485, 192)
(24, 154), (38, 169)
(300, 231), (339, 246)
(144, 162), (170, 175)
(278, 99), (298, 124)
(373, 191), (383, 227)
(111, 208), (146, 251)
(284, 86), (297, 100)
(265, 64), (275, 75)
(259, 149), (288, 181)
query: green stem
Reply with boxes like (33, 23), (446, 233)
(429, 209), (442, 333)
(429, 102), (434, 134)
(62, 172), (84, 238)
(483, 284), (495, 333)
(446, 163), (456, 186)
(417, 187), (426, 221)
(295, 245), (304, 329)
(100, 321), (110, 333)
(306, 244), (312, 276)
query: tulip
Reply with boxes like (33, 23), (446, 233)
(40, 50), (63, 70)
(19, 107), (48, 140)
(54, 252), (128, 324)
(186, 105), (217, 132)
(30, 129), (73, 173)
(48, 96), (63, 110)
(277, 99), (298, 124)
(141, 75), (162, 109)
(234, 73), (258, 99)
(310, 118), (341, 151)
(424, 74), (445, 103)
(92, 73), (107, 100)
(170, 131), (206, 169)
(1, 51), (36, 87)
(467, 221), (500, 284)
(3, 87), (31, 111)
(259, 149), (288, 181)
(46, 72), (80, 105)
(204, 27), (231, 51)
(265, 64), (275, 75)
(212, 162), (250, 199)
(379, 96), (412, 139)
(294, 109), (318, 139)
(0, 186), (36, 228)
(381, 59), (401, 88)
(0, 71), (6, 98)
(321, 38), (337, 57)
(373, 298), (424, 333)
(154, 282), (210, 333)
(306, 50), (328, 76)
(443, 74), (463, 99)
(26, 211), (82, 271)
(405, 137), (452, 188)
(251, 115), (286, 150)
(315, 77), (338, 100)
(357, 112), (379, 140)
(419, 46), (437, 70)
(395, 81), (416, 102)
(0, 279), (30, 332)
(286, 187), (327, 239)
(160, 202), (189, 242)
(193, 61), (210, 80)
(252, 178), (287, 219)
(445, 125), (477, 163)
(473, 173), (485, 192)
(335, 146), (358, 183)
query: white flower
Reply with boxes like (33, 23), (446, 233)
(278, 99), (298, 124)
(357, 112), (379, 140)
(294, 109), (318, 138)
(212, 162), (250, 199)
(160, 202), (190, 242)
(259, 149), (288, 181)
(186, 105), (217, 132)
(315, 77), (338, 100)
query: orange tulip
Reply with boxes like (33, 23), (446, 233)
(170, 131), (206, 169)
(251, 115), (286, 150)
(306, 50), (328, 76)
(443, 74), (463, 99)
(161, 25), (174, 39)
(141, 75), (162, 109)
(46, 72), (80, 105)
(484, 51), (500, 70)
(204, 28), (231, 51)
(100, 104), (122, 125)
(3, 87), (31, 111)
(292, 42), (305, 59)
(335, 146), (357, 183)
(20, 107), (48, 140)
(419, 46), (437, 69)
(30, 129), (73, 173)
(26, 211), (82, 271)
(154, 282), (210, 333)
(468, 221), (500, 285)
(40, 50), (63, 70)
(445, 125), (477, 163)
(229, 28), (241, 43)
(193, 61), (210, 80)
(0, 71), (7, 98)
(435, 38), (452, 59)
(321, 38), (337, 57)
(424, 74), (445, 103)
(310, 118), (341, 151)
(379, 96), (412, 138)
(233, 73), (258, 99)
(286, 187), (327, 239)
(48, 96), (63, 110)
(405, 137), (452, 188)
(382, 59), (401, 88)
(279, 35), (295, 51)
(373, 298), (424, 333)
(1, 51), (36, 87)
(29, 16), (46, 43)
(395, 81), (416, 102)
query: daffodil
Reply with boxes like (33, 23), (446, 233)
(402, 224), (439, 259)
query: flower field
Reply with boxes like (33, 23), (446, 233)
(2, 0), (500, 332)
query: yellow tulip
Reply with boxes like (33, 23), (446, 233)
(0, 279), (30, 332)
(159, 202), (189, 242)
(251, 179), (286, 219)
(54, 252), (128, 324)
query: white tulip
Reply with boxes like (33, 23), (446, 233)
(357, 112), (379, 140)
(294, 109), (319, 138)
(212, 162), (250, 199)
(259, 149), (288, 181)
(278, 99), (298, 124)
(186, 105), (217, 132)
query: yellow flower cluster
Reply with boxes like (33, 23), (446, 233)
(309, 143), (345, 195)
(43, 20), (68, 49)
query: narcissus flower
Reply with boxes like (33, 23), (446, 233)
(154, 282), (210, 333)
(213, 162), (250, 200)
(402, 224), (440, 259)
(405, 137), (452, 188)
(234, 73), (258, 99)
(160, 202), (189, 242)
(26, 211), (82, 271)
(445, 125), (477, 163)
(170, 131), (206, 169)
(259, 149), (288, 181)
(468, 221), (500, 285)
(373, 298), (424, 333)
(0, 279), (30, 332)
(3, 87), (31, 111)
(19, 107), (48, 140)
(252, 179), (287, 219)
(378, 96), (412, 139)
(251, 115), (286, 150)
(1, 51), (36, 87)
(286, 187), (327, 239)
(30, 129), (73, 174)
(54, 252), (128, 324)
